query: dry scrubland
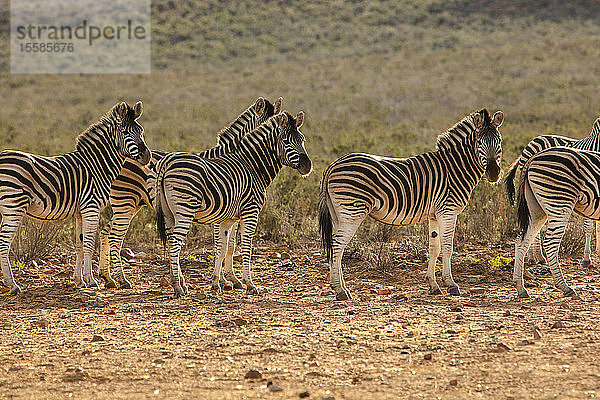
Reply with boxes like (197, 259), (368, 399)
(1, 1), (600, 398)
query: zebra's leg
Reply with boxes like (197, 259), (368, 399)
(330, 215), (365, 301)
(582, 219), (593, 268)
(544, 215), (578, 297)
(211, 220), (236, 293)
(596, 221), (600, 257)
(73, 214), (85, 287)
(107, 208), (140, 289)
(0, 208), (26, 294)
(527, 232), (546, 265)
(437, 213), (460, 295)
(223, 221), (242, 289)
(167, 215), (193, 298)
(98, 222), (118, 289)
(426, 218), (442, 295)
(513, 216), (547, 298)
(81, 213), (100, 288)
(239, 215), (260, 295)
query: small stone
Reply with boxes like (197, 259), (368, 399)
(551, 320), (566, 329)
(91, 334), (105, 342)
(533, 326), (542, 340)
(233, 318), (247, 326)
(470, 287), (485, 295)
(245, 370), (262, 379)
(449, 379), (458, 386)
(518, 339), (534, 346)
(34, 318), (50, 329)
(450, 307), (462, 312)
(351, 377), (361, 385)
(267, 381), (283, 392)
(281, 252), (291, 260)
(299, 391), (310, 398)
(272, 252), (282, 259)
(377, 288), (392, 295)
(320, 290), (334, 296)
(159, 277), (171, 288)
(503, 310), (512, 316)
(495, 342), (511, 352)
(424, 353), (432, 360)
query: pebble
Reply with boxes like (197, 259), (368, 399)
(299, 391), (310, 398)
(470, 287), (485, 295)
(267, 381), (283, 392)
(450, 307), (462, 312)
(449, 379), (458, 386)
(424, 353), (432, 360)
(91, 334), (105, 342)
(34, 318), (50, 329)
(551, 320), (566, 329)
(245, 369), (262, 379)
(495, 342), (511, 352)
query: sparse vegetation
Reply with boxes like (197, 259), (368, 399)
(1, 0), (599, 257)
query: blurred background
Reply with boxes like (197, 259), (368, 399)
(1, 0), (600, 264)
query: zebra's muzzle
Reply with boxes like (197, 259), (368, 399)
(486, 159), (501, 183)
(296, 154), (312, 176)
(138, 147), (152, 166)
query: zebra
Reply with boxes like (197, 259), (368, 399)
(319, 109), (503, 300)
(513, 145), (600, 298)
(0, 101), (150, 294)
(155, 110), (312, 298)
(98, 97), (283, 289)
(505, 118), (600, 267)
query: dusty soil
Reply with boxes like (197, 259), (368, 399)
(1, 242), (599, 399)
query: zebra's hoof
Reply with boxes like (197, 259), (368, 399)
(220, 280), (234, 291)
(86, 279), (100, 289)
(563, 287), (578, 297)
(118, 279), (133, 290)
(9, 285), (22, 295)
(428, 286), (442, 295)
(231, 279), (244, 290)
(581, 260), (592, 268)
(103, 279), (118, 289)
(246, 285), (259, 295)
(173, 286), (187, 298)
(517, 290), (530, 299)
(447, 286), (461, 296)
(335, 291), (352, 301)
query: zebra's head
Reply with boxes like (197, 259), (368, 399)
(254, 96), (283, 122)
(275, 111), (312, 176)
(472, 108), (503, 183)
(114, 101), (151, 165)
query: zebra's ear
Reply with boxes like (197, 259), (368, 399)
(274, 97), (283, 114)
(472, 112), (483, 130)
(117, 102), (129, 121)
(277, 112), (288, 127)
(296, 111), (305, 128)
(492, 111), (504, 128)
(255, 97), (266, 115)
(134, 101), (143, 119)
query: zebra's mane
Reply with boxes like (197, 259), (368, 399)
(214, 101), (259, 146)
(435, 109), (490, 152)
(75, 104), (122, 150)
(590, 118), (600, 136)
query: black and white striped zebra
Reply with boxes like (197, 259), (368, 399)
(319, 109), (503, 300)
(98, 97), (282, 289)
(0, 101), (150, 294)
(505, 118), (600, 267)
(513, 145), (600, 298)
(155, 111), (311, 297)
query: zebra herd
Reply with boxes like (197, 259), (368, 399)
(0, 99), (598, 301)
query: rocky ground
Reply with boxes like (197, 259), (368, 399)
(0, 242), (599, 399)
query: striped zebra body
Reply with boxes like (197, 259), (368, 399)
(513, 145), (600, 298)
(98, 97), (282, 289)
(505, 118), (600, 266)
(0, 102), (149, 294)
(155, 111), (311, 297)
(319, 109), (503, 300)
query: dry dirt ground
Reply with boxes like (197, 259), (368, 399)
(1, 242), (599, 399)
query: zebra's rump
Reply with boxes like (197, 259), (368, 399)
(324, 152), (444, 225)
(0, 150), (84, 219)
(525, 146), (600, 219)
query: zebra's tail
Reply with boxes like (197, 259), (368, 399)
(319, 171), (333, 263)
(516, 164), (530, 240)
(504, 157), (521, 206)
(155, 161), (169, 247)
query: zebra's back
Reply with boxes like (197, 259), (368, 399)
(323, 152), (449, 225)
(0, 150), (87, 220)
